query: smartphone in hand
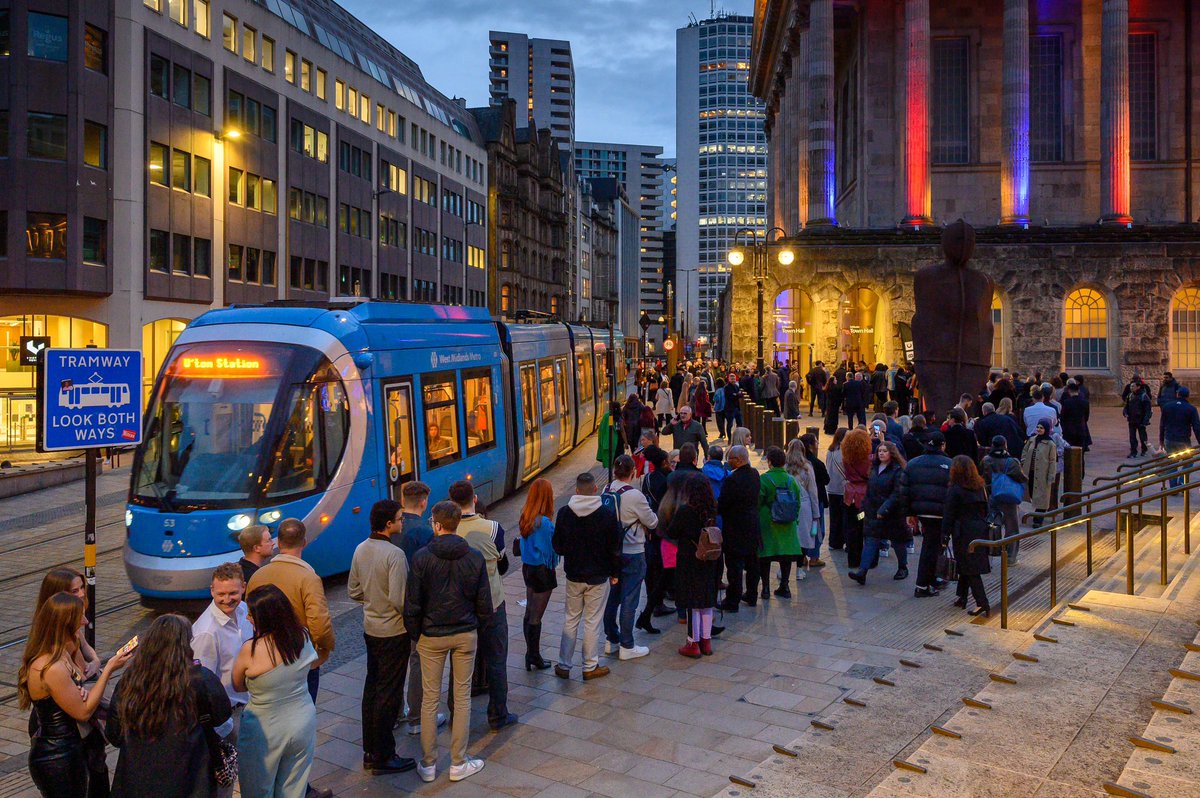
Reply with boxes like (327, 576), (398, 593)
(117, 636), (139, 657)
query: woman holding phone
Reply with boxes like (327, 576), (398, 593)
(19, 593), (133, 798)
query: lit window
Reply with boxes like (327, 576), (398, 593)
(222, 14), (237, 53)
(167, 0), (187, 26)
(334, 80), (344, 110)
(1171, 287), (1200, 369)
(300, 59), (311, 92)
(26, 213), (66, 259)
(316, 68), (326, 100)
(284, 50), (296, 83)
(149, 142), (168, 185)
(423, 373), (461, 469)
(1063, 288), (1109, 369)
(261, 36), (274, 72)
(991, 293), (1004, 369)
(463, 368), (495, 454)
(193, 155), (211, 196)
(360, 95), (370, 124)
(228, 166), (243, 205)
(193, 0), (210, 38)
(83, 121), (107, 169)
(242, 25), (256, 63)
(84, 25), (107, 73)
(171, 148), (190, 191)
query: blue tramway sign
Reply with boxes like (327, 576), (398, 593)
(39, 348), (142, 452)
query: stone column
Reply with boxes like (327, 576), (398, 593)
(1000, 0), (1031, 226)
(807, 0), (837, 226)
(901, 0), (932, 228)
(796, 29), (810, 229)
(1099, 0), (1133, 224)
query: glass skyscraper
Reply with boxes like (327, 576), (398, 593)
(676, 14), (767, 350)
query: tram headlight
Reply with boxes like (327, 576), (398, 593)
(259, 510), (282, 524)
(125, 509), (133, 528)
(227, 513), (253, 532)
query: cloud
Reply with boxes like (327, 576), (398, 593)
(337, 0), (753, 156)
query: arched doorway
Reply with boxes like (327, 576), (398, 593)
(838, 286), (887, 366)
(772, 287), (815, 369)
(992, 292), (1005, 369)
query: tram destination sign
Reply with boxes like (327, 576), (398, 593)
(38, 348), (143, 452)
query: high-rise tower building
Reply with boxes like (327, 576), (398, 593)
(676, 13), (767, 352)
(487, 31), (575, 150)
(574, 142), (666, 343)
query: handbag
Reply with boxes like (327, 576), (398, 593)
(523, 563), (558, 593)
(936, 541), (958, 582)
(199, 713), (238, 787)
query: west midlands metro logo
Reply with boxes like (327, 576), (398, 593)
(431, 351), (439, 369)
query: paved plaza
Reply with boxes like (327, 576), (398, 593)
(0, 407), (1169, 797)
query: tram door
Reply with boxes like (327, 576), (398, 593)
(555, 357), (571, 455)
(384, 383), (418, 500)
(519, 363), (540, 480)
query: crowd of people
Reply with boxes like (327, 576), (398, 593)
(21, 352), (1200, 798)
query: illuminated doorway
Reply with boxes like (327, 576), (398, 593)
(838, 287), (886, 365)
(772, 288), (815, 369)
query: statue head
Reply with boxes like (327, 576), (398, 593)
(941, 219), (976, 268)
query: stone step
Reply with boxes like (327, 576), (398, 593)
(1103, 630), (1200, 796)
(863, 591), (1196, 797)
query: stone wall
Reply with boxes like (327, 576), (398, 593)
(727, 227), (1200, 400)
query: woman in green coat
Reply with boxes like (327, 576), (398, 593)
(758, 445), (803, 599)
(596, 400), (624, 468)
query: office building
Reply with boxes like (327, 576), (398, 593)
(575, 141), (666, 345)
(487, 31), (575, 150)
(588, 177), (639, 343)
(676, 12), (767, 355)
(0, 0), (488, 452)
(747, 0), (1199, 393)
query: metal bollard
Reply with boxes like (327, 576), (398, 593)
(753, 405), (766, 450)
(806, 425), (820, 444)
(770, 417), (784, 450)
(746, 404), (759, 448)
(1063, 447), (1084, 520)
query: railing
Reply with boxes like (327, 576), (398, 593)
(969, 456), (1200, 629)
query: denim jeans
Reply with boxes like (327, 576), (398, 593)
(1166, 440), (1190, 488)
(859, 536), (907, 573)
(603, 552), (647, 648)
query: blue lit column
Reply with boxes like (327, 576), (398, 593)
(1000, 0), (1030, 226)
(806, 0), (836, 227)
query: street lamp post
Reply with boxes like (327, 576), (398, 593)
(728, 227), (792, 371)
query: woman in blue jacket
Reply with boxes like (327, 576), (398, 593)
(518, 478), (559, 671)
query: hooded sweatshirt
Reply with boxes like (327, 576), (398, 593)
(702, 460), (728, 508)
(604, 480), (658, 555)
(552, 495), (622, 584)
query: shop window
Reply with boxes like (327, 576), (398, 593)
(423, 373), (461, 469)
(26, 213), (66, 259)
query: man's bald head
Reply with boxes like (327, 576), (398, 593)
(727, 445), (750, 467)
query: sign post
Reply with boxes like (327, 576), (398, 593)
(38, 348), (142, 647)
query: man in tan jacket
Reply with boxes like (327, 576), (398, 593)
(247, 517), (335, 698)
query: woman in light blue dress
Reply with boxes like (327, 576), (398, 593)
(233, 584), (318, 798)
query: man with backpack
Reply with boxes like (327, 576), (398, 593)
(980, 436), (1026, 563)
(903, 432), (952, 597)
(601, 456), (658, 661)
(553, 473), (622, 680)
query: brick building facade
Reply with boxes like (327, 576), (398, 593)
(742, 0), (1200, 398)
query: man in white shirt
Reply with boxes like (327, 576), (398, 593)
(191, 562), (254, 798)
(349, 499), (416, 775)
(602, 455), (658, 660)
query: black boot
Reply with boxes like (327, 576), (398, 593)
(524, 621), (551, 671)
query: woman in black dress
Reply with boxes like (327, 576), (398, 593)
(823, 374), (844, 436)
(660, 472), (720, 658)
(944, 455), (992, 617)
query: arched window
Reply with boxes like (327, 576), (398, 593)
(1063, 288), (1109, 369)
(772, 288), (815, 367)
(1171, 287), (1200, 369)
(550, 295), (559, 316)
(500, 241), (511, 270)
(838, 286), (886, 365)
(500, 284), (512, 313)
(991, 293), (1004, 369)
(142, 318), (188, 401)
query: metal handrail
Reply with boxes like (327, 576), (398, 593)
(1094, 447), (1200, 484)
(1034, 454), (1197, 524)
(969, 463), (1198, 629)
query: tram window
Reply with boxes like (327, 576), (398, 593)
(520, 363), (538, 432)
(422, 372), (461, 469)
(575, 355), (593, 402)
(463, 368), (495, 455)
(265, 364), (348, 499)
(386, 385), (416, 484)
(539, 362), (557, 422)
(596, 354), (608, 399)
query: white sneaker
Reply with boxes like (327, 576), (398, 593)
(619, 644), (649, 660)
(603, 641), (615, 656)
(407, 712), (447, 735)
(417, 762), (436, 783)
(449, 758), (485, 782)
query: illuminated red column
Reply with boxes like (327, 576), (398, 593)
(901, 0), (932, 229)
(1100, 0), (1132, 225)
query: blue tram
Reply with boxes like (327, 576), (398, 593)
(124, 301), (625, 598)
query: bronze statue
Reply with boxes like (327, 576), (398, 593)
(911, 220), (994, 417)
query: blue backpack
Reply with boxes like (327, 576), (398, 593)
(990, 460), (1023, 505)
(767, 473), (800, 524)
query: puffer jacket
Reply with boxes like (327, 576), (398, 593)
(403, 534), (493, 639)
(903, 452), (952, 518)
(863, 462), (910, 544)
